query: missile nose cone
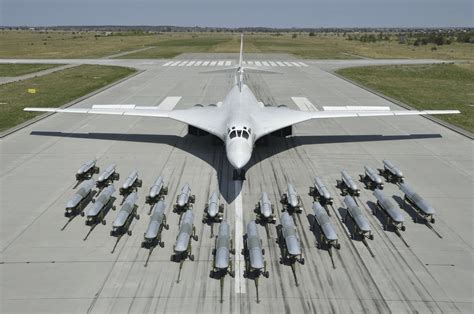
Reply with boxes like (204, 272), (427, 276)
(177, 198), (186, 207)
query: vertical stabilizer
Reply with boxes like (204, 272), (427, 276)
(239, 33), (243, 68)
(238, 34), (244, 91)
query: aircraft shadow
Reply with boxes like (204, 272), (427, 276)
(30, 131), (441, 203)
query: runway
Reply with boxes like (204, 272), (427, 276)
(1, 54), (472, 313)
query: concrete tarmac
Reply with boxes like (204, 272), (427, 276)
(1, 54), (472, 313)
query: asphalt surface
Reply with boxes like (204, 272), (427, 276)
(1, 54), (472, 313)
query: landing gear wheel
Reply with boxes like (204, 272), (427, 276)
(127, 230), (132, 236)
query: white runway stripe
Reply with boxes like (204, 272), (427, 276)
(291, 62), (301, 67)
(284, 62), (293, 67)
(276, 61), (286, 66)
(178, 61), (188, 66)
(291, 97), (318, 111)
(255, 61), (262, 66)
(298, 62), (308, 67)
(262, 61), (270, 66)
(156, 96), (182, 110)
(225, 61), (232, 66)
(269, 61), (277, 66)
(217, 61), (224, 66)
(186, 61), (195, 66)
(170, 61), (181, 66)
(247, 61), (254, 65)
(163, 61), (173, 66)
(210, 61), (217, 66)
(234, 181), (246, 294)
(202, 61), (210, 66)
(194, 61), (203, 66)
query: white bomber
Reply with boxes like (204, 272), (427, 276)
(25, 35), (460, 181)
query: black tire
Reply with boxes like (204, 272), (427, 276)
(127, 230), (132, 236)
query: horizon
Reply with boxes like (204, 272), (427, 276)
(2, 0), (472, 28)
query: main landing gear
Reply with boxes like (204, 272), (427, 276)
(233, 168), (246, 181)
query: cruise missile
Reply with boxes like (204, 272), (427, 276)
(75, 159), (99, 182)
(204, 191), (224, 220)
(373, 189), (405, 231)
(84, 185), (116, 226)
(96, 164), (119, 189)
(173, 183), (195, 220)
(210, 221), (235, 303)
(280, 183), (302, 213)
(380, 160), (404, 183)
(172, 209), (198, 283)
(242, 220), (269, 303)
(142, 200), (169, 249)
(337, 170), (361, 197)
(279, 212), (304, 260)
(312, 201), (340, 249)
(119, 170), (142, 196)
(203, 191), (224, 237)
(173, 209), (198, 259)
(400, 183), (435, 223)
(309, 176), (333, 206)
(254, 192), (276, 224)
(142, 200), (169, 266)
(312, 201), (340, 268)
(360, 166), (384, 190)
(145, 175), (168, 205)
(343, 195), (374, 240)
(110, 192), (139, 237)
(65, 179), (94, 217)
(276, 212), (304, 285)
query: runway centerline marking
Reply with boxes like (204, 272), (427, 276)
(234, 180), (246, 294)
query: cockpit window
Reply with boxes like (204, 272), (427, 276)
(242, 131), (249, 139)
(237, 130), (242, 137)
(230, 131), (237, 138)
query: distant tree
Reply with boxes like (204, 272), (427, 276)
(431, 46), (437, 51)
(309, 32), (315, 36)
(292, 33), (297, 38)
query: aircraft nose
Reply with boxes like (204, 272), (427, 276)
(226, 139), (251, 169)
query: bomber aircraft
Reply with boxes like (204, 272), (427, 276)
(25, 35), (459, 180)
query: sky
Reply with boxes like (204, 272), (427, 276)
(1, 0), (473, 28)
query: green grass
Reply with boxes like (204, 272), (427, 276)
(0, 63), (62, 76)
(0, 64), (136, 132)
(2, 31), (473, 60)
(336, 63), (474, 133)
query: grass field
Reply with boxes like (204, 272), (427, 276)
(0, 63), (62, 76)
(1, 31), (473, 60)
(0, 64), (136, 132)
(336, 63), (474, 133)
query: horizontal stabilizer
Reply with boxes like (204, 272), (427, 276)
(244, 67), (282, 74)
(200, 67), (238, 74)
(323, 106), (391, 111)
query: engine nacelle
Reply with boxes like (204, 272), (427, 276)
(188, 125), (209, 136)
(270, 126), (292, 138)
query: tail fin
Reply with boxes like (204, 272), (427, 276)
(239, 33), (243, 68)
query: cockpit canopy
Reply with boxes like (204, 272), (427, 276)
(227, 126), (252, 140)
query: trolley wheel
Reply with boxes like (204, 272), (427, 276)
(369, 234), (374, 240)
(127, 230), (132, 236)
(189, 254), (195, 261)
(401, 226), (406, 231)
(136, 214), (140, 220)
(430, 218), (435, 224)
(80, 212), (85, 217)
(102, 220), (106, 225)
(159, 241), (165, 248)
(335, 243), (341, 250)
